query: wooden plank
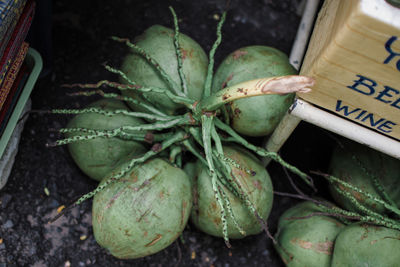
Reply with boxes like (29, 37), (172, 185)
(299, 0), (400, 140)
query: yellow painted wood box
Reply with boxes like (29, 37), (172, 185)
(298, 0), (400, 140)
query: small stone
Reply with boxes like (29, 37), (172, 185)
(48, 199), (59, 208)
(0, 194), (12, 208)
(3, 220), (13, 229)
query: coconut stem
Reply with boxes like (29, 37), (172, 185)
(315, 172), (400, 217)
(214, 118), (314, 188)
(203, 11), (227, 98)
(54, 116), (191, 146)
(67, 89), (166, 117)
(218, 185), (246, 237)
(198, 75), (314, 112)
(52, 107), (176, 121)
(201, 115), (231, 247)
(169, 6), (188, 96)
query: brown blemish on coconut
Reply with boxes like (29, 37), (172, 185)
(213, 216), (221, 226)
(180, 48), (194, 61)
(180, 201), (188, 227)
(253, 180), (262, 190)
(315, 241), (334, 255)
(96, 214), (103, 225)
(130, 172), (139, 183)
(137, 207), (152, 222)
(105, 187), (128, 210)
(221, 73), (234, 89)
(124, 229), (132, 237)
(181, 48), (188, 60)
(145, 234), (163, 247)
(233, 108), (241, 117)
(290, 238), (334, 255)
(159, 191), (164, 199)
(232, 50), (248, 60)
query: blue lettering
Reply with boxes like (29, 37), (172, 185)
(384, 36), (400, 71)
(391, 97), (400, 109)
(377, 120), (396, 133)
(361, 113), (385, 127)
(355, 110), (367, 120)
(347, 75), (376, 95)
(375, 86), (400, 104)
(335, 100), (360, 116)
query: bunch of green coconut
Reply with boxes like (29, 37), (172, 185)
(50, 8), (400, 265)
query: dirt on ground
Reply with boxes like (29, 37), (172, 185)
(0, 0), (334, 266)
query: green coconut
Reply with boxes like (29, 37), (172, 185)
(212, 45), (297, 136)
(120, 25), (208, 115)
(190, 145), (273, 239)
(274, 201), (345, 267)
(66, 99), (147, 181)
(92, 157), (192, 259)
(329, 139), (400, 215)
(331, 223), (400, 267)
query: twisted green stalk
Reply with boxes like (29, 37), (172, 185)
(68, 89), (166, 117)
(169, 6), (188, 96)
(54, 116), (192, 146)
(203, 11), (226, 98)
(316, 172), (400, 217)
(52, 107), (176, 121)
(214, 117), (314, 188)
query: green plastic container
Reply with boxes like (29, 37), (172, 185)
(0, 48), (43, 158)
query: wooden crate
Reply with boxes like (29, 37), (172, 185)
(298, 0), (400, 140)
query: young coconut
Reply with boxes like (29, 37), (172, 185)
(64, 99), (147, 181)
(331, 223), (400, 267)
(274, 201), (345, 267)
(328, 139), (400, 216)
(119, 24), (209, 115)
(92, 156), (192, 259)
(189, 145), (273, 239)
(211, 45), (297, 137)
